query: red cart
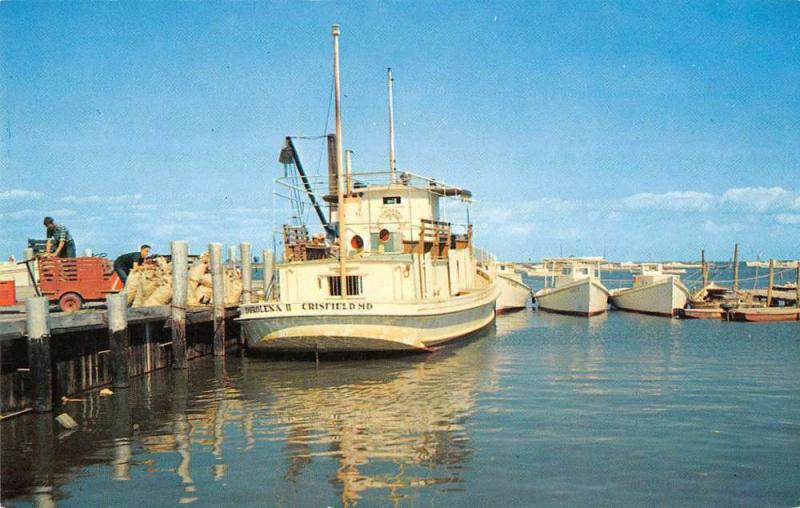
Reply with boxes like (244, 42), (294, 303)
(37, 256), (123, 312)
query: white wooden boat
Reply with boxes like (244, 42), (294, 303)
(746, 260), (800, 269)
(609, 263), (691, 317)
(238, 26), (498, 354)
(534, 260), (609, 316)
(477, 261), (530, 313)
(492, 262), (531, 313)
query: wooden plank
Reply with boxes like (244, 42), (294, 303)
(0, 305), (239, 341)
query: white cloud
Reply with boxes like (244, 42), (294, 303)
(226, 206), (271, 216)
(504, 222), (538, 236)
(48, 209), (77, 218)
(60, 193), (143, 204)
(0, 208), (39, 220)
(701, 220), (746, 233)
(0, 208), (76, 220)
(0, 189), (45, 201)
(720, 187), (798, 213)
(623, 191), (715, 212)
(169, 210), (207, 220)
(775, 213), (800, 225)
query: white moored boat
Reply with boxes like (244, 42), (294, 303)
(534, 259), (609, 316)
(609, 263), (691, 317)
(238, 25), (498, 354)
(489, 262), (531, 313)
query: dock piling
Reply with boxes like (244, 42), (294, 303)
(767, 259), (774, 307)
(732, 243), (739, 291)
(701, 249), (708, 288)
(107, 292), (130, 388)
(210, 243), (226, 356)
(26, 297), (53, 413)
(262, 249), (274, 301)
(240, 242), (252, 304)
(171, 240), (189, 369)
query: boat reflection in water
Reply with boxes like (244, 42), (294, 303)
(0, 325), (500, 507)
(238, 331), (500, 506)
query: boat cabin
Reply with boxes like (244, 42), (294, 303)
(276, 172), (479, 304)
(633, 263), (673, 287)
(540, 257), (605, 289)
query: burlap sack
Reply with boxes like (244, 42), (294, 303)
(124, 271), (140, 306)
(144, 283), (172, 306)
(133, 272), (148, 307)
(196, 285), (212, 304)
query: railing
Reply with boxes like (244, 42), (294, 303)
(275, 170), (473, 204)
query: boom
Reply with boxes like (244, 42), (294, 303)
(279, 136), (336, 237)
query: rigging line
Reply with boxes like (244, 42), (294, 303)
(290, 135), (329, 140)
(315, 76), (335, 176)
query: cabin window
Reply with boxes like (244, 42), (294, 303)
(578, 268), (589, 275)
(383, 196), (402, 205)
(562, 268), (572, 275)
(328, 275), (363, 296)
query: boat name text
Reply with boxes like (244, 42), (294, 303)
(243, 302), (374, 314)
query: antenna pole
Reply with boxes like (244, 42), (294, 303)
(387, 67), (397, 183)
(333, 24), (347, 298)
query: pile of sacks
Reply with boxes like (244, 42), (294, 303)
(125, 253), (243, 307)
(125, 257), (173, 307)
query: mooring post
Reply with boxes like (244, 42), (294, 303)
(732, 243), (739, 292)
(766, 259), (775, 307)
(240, 242), (252, 304)
(262, 249), (274, 301)
(171, 240), (189, 369)
(796, 262), (800, 309)
(210, 243), (225, 356)
(26, 297), (52, 413)
(701, 249), (708, 288)
(31, 414), (55, 504)
(111, 388), (132, 481)
(107, 292), (130, 388)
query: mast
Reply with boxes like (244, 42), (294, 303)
(345, 149), (353, 195)
(333, 24), (347, 298)
(387, 67), (397, 183)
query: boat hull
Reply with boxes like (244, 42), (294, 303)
(678, 308), (725, 320)
(495, 273), (531, 314)
(238, 286), (499, 353)
(729, 307), (800, 322)
(610, 278), (690, 317)
(535, 279), (609, 316)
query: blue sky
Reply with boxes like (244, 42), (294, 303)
(1, 1), (799, 262)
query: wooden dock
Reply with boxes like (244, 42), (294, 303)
(0, 303), (241, 419)
(0, 304), (237, 341)
(0, 241), (276, 419)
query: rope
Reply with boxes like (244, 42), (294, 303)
(599, 268), (797, 286)
(289, 135), (329, 140)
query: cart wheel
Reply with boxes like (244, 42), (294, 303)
(59, 292), (83, 312)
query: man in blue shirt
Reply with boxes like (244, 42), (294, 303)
(43, 216), (76, 257)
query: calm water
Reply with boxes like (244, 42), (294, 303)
(2, 310), (799, 507)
